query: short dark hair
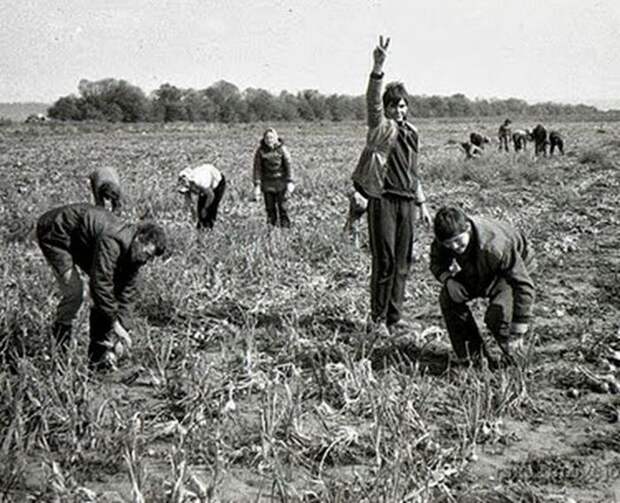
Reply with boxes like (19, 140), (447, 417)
(382, 82), (409, 109)
(99, 182), (121, 203)
(135, 222), (167, 257)
(434, 206), (469, 241)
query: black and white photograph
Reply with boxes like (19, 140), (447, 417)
(1, 0), (619, 500)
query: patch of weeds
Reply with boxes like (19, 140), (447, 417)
(578, 149), (615, 170)
(499, 454), (616, 488)
(576, 429), (620, 455)
(604, 138), (620, 149)
(446, 481), (550, 503)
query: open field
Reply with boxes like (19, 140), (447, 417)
(0, 119), (619, 502)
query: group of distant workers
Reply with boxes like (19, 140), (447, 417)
(461, 119), (565, 159)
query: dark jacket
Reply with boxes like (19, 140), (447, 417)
(89, 166), (122, 211)
(430, 216), (535, 323)
(253, 141), (292, 193)
(36, 203), (141, 329)
(351, 72), (423, 200)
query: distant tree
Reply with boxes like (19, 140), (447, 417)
(276, 91), (300, 121)
(206, 80), (245, 122)
(151, 83), (188, 122)
(325, 94), (353, 121)
(182, 89), (219, 122)
(77, 78), (149, 122)
(245, 88), (280, 122)
(47, 77), (614, 123)
(299, 90), (328, 121)
(48, 95), (83, 120)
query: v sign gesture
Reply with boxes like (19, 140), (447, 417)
(373, 35), (390, 72)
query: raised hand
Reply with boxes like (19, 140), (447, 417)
(372, 35), (390, 71)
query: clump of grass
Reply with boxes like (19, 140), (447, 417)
(578, 149), (615, 169)
(499, 453), (615, 488)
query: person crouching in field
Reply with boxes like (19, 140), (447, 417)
(253, 128), (294, 228)
(512, 129), (530, 152)
(549, 130), (564, 155)
(430, 206), (535, 366)
(89, 166), (122, 214)
(178, 163), (226, 230)
(351, 36), (432, 342)
(36, 203), (167, 369)
(461, 141), (483, 159)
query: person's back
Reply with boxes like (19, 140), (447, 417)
(89, 167), (122, 213)
(470, 132), (489, 148)
(36, 203), (167, 368)
(531, 124), (548, 156)
(37, 203), (132, 273)
(549, 130), (564, 155)
(178, 163), (222, 194)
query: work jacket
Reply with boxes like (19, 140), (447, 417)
(253, 141), (292, 193)
(351, 72), (421, 200)
(37, 203), (141, 329)
(430, 216), (536, 323)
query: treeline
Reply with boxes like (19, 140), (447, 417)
(47, 78), (611, 123)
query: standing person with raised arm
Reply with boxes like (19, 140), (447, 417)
(351, 36), (432, 344)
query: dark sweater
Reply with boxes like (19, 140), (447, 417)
(36, 203), (141, 328)
(383, 122), (420, 198)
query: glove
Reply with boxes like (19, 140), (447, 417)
(285, 182), (295, 196)
(446, 278), (469, 303)
(253, 185), (261, 202)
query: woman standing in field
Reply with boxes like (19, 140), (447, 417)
(253, 128), (295, 228)
(351, 36), (432, 344)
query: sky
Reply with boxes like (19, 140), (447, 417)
(1, 0), (619, 107)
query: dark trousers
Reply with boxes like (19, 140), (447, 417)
(534, 141), (548, 157)
(550, 140), (564, 155)
(439, 278), (513, 359)
(367, 195), (415, 326)
(499, 136), (510, 151)
(264, 190), (291, 228)
(197, 176), (226, 229)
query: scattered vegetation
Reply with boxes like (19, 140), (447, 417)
(0, 119), (618, 501)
